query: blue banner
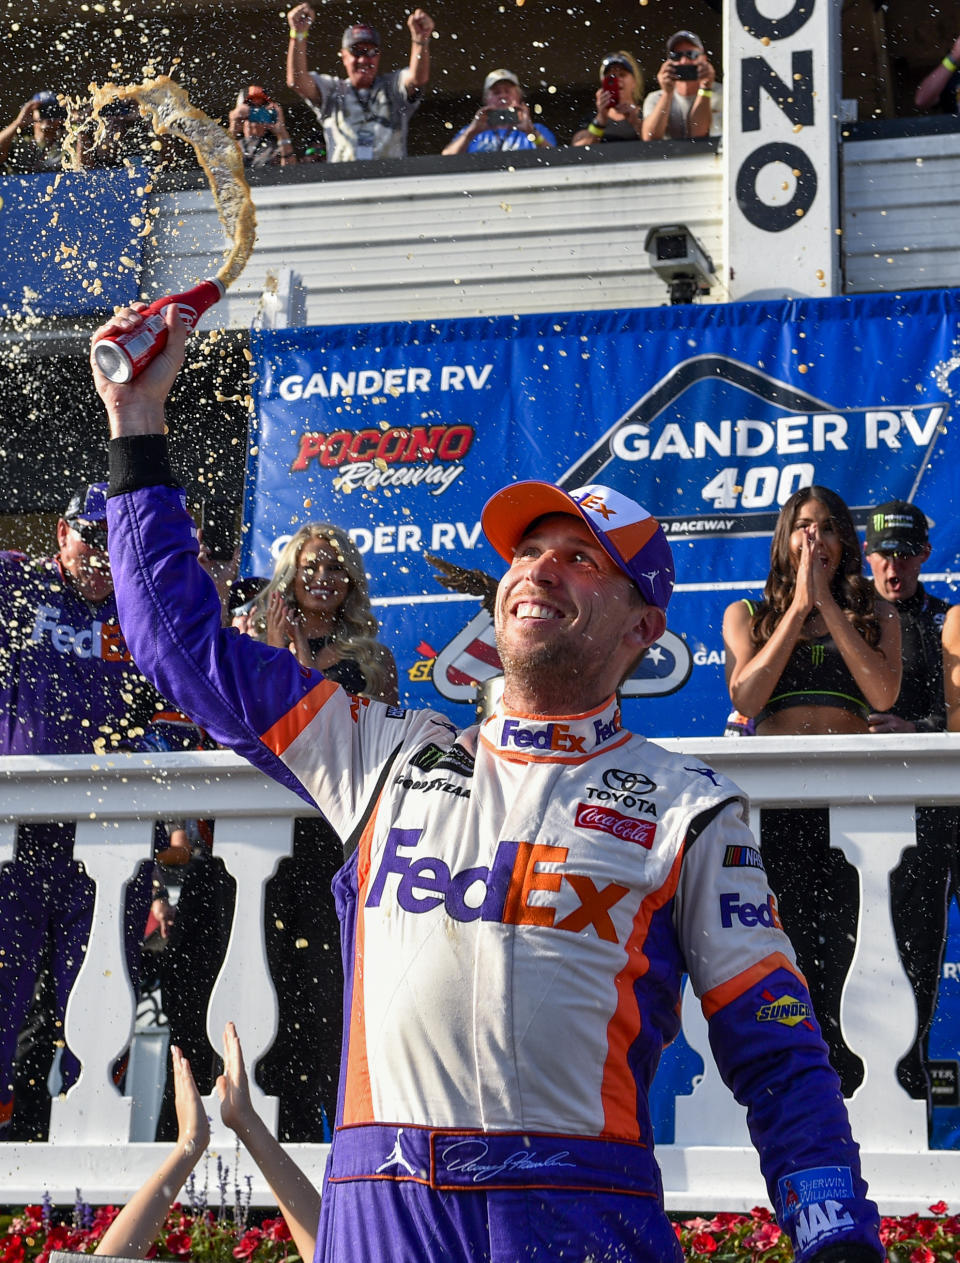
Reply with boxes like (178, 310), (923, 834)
(0, 166), (147, 317)
(245, 289), (960, 735)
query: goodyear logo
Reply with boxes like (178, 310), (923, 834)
(366, 828), (630, 943)
(756, 991), (814, 1028)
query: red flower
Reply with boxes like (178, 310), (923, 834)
(262, 1218), (292, 1242)
(745, 1221), (782, 1251)
(0, 1234), (24, 1263)
(930, 1202), (949, 1216)
(233, 1228), (264, 1259)
(916, 1218), (939, 1240)
(910, 1248), (935, 1263)
(750, 1205), (773, 1222)
(165, 1230), (194, 1257)
(691, 1231), (718, 1254)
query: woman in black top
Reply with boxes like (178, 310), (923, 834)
(721, 486), (900, 1097)
(253, 521), (398, 1140)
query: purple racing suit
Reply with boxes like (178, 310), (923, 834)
(108, 474), (884, 1263)
(0, 550), (158, 1124)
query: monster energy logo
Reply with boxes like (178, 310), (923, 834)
(810, 644), (825, 667)
(872, 513), (885, 531)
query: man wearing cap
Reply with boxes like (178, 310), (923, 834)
(0, 485), (164, 1138)
(863, 500), (958, 1117)
(286, 3), (434, 162)
(0, 91), (70, 173)
(642, 30), (719, 142)
(96, 301), (883, 1263)
(442, 69), (555, 155)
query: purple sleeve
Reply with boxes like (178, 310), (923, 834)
(108, 484), (321, 807)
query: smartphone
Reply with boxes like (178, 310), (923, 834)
(674, 63), (699, 81)
(602, 73), (620, 105)
(486, 108), (518, 129)
(247, 105), (277, 125)
(200, 499), (236, 561)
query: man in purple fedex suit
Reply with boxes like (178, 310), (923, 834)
(0, 485), (161, 1138)
(98, 302), (884, 1263)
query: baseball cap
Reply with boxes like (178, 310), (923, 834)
(33, 90), (67, 120)
(64, 482), (109, 548)
(342, 22), (380, 49)
(601, 53), (633, 74)
(481, 481), (675, 610)
(865, 500), (929, 556)
(482, 68), (520, 96)
(667, 30), (703, 52)
(244, 85), (271, 106)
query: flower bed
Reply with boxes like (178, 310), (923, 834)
(3, 1198), (959, 1261)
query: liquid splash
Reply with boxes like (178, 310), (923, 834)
(64, 75), (256, 289)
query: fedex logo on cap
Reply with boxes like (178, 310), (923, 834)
(366, 828), (630, 943)
(569, 485), (653, 533)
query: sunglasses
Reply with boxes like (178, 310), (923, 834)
(350, 45), (380, 58)
(669, 49), (701, 60)
(72, 522), (109, 550)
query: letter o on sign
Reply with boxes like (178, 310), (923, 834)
(736, 0), (814, 41)
(735, 142), (817, 232)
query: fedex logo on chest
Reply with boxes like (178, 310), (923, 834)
(30, 604), (131, 662)
(365, 827), (636, 943)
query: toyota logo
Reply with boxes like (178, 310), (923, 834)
(602, 768), (656, 795)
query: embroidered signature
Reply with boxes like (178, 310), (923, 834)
(438, 1139), (576, 1184)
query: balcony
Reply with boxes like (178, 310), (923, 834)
(1, 733), (957, 1212)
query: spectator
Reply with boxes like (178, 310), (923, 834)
(228, 86), (297, 168)
(286, 5), (435, 162)
(862, 499), (958, 1116)
(0, 483), (165, 1139)
(0, 91), (69, 173)
(915, 34), (960, 112)
(442, 68), (555, 155)
(642, 30), (719, 141)
(98, 305), (885, 1263)
(721, 485), (901, 1095)
(253, 523), (398, 1140)
(572, 51), (645, 146)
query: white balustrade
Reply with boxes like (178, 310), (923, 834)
(0, 735), (957, 1212)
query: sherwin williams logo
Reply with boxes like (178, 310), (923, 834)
(575, 803), (655, 849)
(755, 992), (814, 1028)
(366, 827), (630, 942)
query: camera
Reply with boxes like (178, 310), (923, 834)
(486, 108), (518, 129)
(644, 223), (717, 305)
(247, 104), (277, 125)
(673, 63), (699, 81)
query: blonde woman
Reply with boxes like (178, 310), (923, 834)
(572, 51), (645, 145)
(256, 521), (398, 703)
(254, 521), (398, 1140)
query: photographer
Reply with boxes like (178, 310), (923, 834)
(0, 90), (70, 173)
(642, 30), (719, 142)
(228, 86), (297, 167)
(442, 68), (555, 154)
(572, 51), (645, 145)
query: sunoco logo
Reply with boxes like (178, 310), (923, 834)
(755, 991), (814, 1029)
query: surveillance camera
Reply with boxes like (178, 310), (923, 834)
(644, 223), (717, 304)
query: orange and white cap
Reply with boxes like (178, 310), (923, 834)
(481, 481), (675, 610)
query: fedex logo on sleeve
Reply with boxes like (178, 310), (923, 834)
(365, 827), (631, 943)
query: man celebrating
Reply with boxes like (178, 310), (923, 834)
(97, 302), (883, 1263)
(286, 4), (434, 162)
(0, 484), (162, 1138)
(864, 499), (958, 1114)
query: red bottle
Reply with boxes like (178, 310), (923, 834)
(92, 278), (225, 383)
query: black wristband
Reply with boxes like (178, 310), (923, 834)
(108, 434), (177, 497)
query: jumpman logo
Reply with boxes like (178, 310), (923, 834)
(376, 1127), (417, 1175)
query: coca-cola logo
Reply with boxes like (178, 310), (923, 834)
(574, 802), (656, 849)
(175, 302), (200, 329)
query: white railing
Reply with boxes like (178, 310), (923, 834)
(1, 734), (958, 1212)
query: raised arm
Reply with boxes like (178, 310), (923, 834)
(404, 9), (434, 94)
(95, 1047), (210, 1257)
(814, 588), (901, 711)
(218, 1022), (321, 1263)
(916, 35), (960, 110)
(0, 100), (36, 166)
(944, 604), (960, 731)
(722, 596), (808, 718)
(286, 3), (321, 103)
